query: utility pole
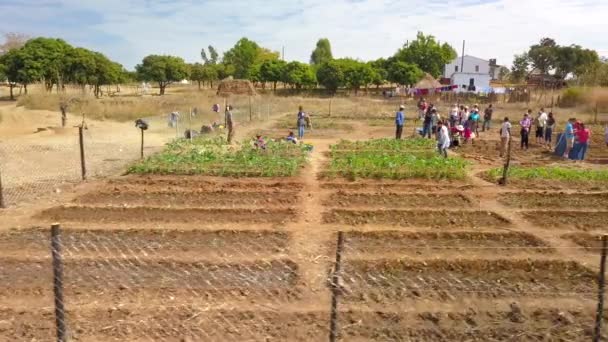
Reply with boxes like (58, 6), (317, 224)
(461, 40), (465, 72)
(282, 46), (285, 61)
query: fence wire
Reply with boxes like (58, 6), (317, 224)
(0, 227), (605, 341)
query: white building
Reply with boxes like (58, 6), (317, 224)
(443, 55), (494, 93)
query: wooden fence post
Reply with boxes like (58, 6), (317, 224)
(329, 231), (345, 342)
(594, 235), (608, 342)
(78, 126), (86, 180)
(51, 223), (67, 342)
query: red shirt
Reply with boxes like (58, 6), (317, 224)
(577, 129), (590, 143)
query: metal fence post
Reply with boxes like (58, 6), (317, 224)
(329, 231), (345, 342)
(0, 166), (5, 208)
(51, 223), (67, 342)
(78, 126), (86, 180)
(594, 235), (608, 342)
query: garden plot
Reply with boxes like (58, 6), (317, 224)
(0, 258), (300, 305)
(338, 309), (596, 342)
(499, 192), (608, 209)
(562, 232), (605, 251)
(1, 308), (329, 342)
(74, 189), (299, 208)
(343, 231), (552, 258)
(340, 259), (596, 302)
(324, 209), (510, 228)
(128, 137), (310, 177)
(38, 206), (297, 225)
(483, 166), (608, 190)
(522, 211), (608, 231)
(325, 138), (468, 180)
(108, 176), (305, 192)
(0, 228), (290, 259)
(326, 192), (470, 209)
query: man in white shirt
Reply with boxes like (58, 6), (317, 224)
(536, 108), (548, 144)
(500, 117), (512, 158)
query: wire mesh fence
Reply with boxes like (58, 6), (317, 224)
(1, 226), (606, 341)
(0, 97), (282, 207)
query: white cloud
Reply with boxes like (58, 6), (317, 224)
(1, 0), (606, 69)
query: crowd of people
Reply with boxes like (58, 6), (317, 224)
(397, 98), (602, 161)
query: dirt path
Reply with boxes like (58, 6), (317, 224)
(287, 138), (333, 307)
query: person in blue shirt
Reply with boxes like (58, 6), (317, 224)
(297, 106), (307, 139)
(563, 118), (575, 158)
(395, 105), (405, 139)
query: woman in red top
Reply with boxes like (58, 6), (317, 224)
(575, 123), (591, 160)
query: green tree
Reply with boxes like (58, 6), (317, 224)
(316, 60), (344, 94)
(387, 60), (423, 86)
(190, 62), (206, 90)
(0, 49), (30, 99)
(201, 45), (220, 65)
(282, 61), (316, 89)
(498, 66), (510, 81)
(394, 32), (456, 78)
(336, 58), (375, 94)
(222, 38), (261, 79)
(369, 58), (388, 89)
(208, 46), (219, 64)
(310, 38), (333, 65)
(21, 37), (73, 92)
(223, 38), (279, 79)
(135, 55), (189, 95)
(527, 38), (557, 75)
(260, 59), (287, 91)
(553, 45), (599, 80)
(510, 53), (529, 83)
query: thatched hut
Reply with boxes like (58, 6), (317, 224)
(415, 73), (442, 89)
(216, 78), (257, 97)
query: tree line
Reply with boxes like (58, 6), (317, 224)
(0, 37), (130, 99)
(509, 37), (604, 85)
(137, 32), (457, 95)
(1, 32), (606, 98)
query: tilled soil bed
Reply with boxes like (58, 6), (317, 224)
(74, 189), (299, 208)
(327, 193), (470, 209)
(0, 308), (329, 342)
(0, 228), (290, 259)
(0, 258), (300, 303)
(338, 308), (598, 341)
(522, 211), (608, 231)
(324, 209), (510, 228)
(343, 231), (552, 257)
(561, 232), (604, 252)
(38, 206), (297, 224)
(499, 192), (608, 209)
(108, 176), (304, 192)
(341, 259), (596, 302)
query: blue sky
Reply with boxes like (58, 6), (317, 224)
(1, 0), (606, 69)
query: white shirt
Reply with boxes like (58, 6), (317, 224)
(438, 125), (450, 148)
(501, 122), (512, 138)
(538, 112), (548, 127)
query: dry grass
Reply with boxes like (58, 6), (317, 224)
(9, 83), (608, 125)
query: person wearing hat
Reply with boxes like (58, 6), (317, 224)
(395, 105), (405, 139)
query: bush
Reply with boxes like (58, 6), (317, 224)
(559, 87), (586, 108)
